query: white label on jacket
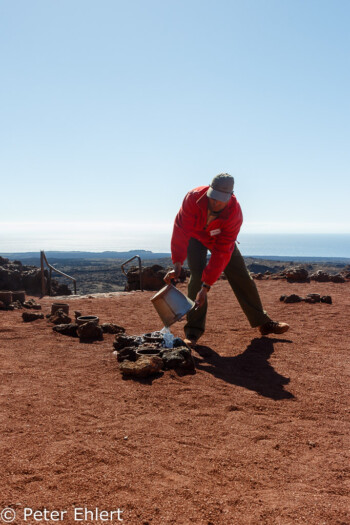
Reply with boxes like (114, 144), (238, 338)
(210, 228), (221, 236)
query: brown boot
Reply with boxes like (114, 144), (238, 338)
(259, 320), (289, 336)
(184, 335), (198, 348)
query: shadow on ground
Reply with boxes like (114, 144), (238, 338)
(193, 337), (294, 400)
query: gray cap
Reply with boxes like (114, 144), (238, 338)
(207, 173), (234, 202)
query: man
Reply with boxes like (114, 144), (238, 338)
(164, 173), (289, 346)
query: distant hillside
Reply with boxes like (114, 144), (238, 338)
(2, 250), (350, 264)
(0, 250), (171, 261)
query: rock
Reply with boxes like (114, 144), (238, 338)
(74, 311), (82, 320)
(53, 323), (78, 337)
(0, 300), (6, 310)
(283, 294), (302, 303)
(320, 295), (332, 304)
(310, 270), (331, 282)
(161, 347), (195, 373)
(77, 321), (103, 342)
(116, 346), (139, 362)
(101, 323), (126, 334)
(125, 264), (168, 291)
(279, 295), (287, 302)
(23, 299), (41, 310)
(137, 342), (163, 352)
(285, 267), (309, 282)
(304, 293), (321, 303)
(330, 274), (345, 283)
(22, 311), (44, 322)
(49, 309), (72, 325)
(113, 334), (143, 351)
(8, 300), (23, 310)
(22, 268), (47, 294)
(0, 257), (71, 295)
(119, 355), (163, 378)
(50, 281), (72, 296)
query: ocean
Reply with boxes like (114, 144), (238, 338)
(1, 233), (350, 260)
(237, 234), (350, 259)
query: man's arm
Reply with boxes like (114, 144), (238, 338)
(170, 192), (196, 265)
(164, 192), (196, 284)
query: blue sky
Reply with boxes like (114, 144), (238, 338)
(1, 0), (349, 252)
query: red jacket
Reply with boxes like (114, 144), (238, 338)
(171, 186), (243, 286)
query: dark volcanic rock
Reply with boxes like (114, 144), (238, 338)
(22, 311), (44, 322)
(113, 334), (143, 351)
(49, 309), (72, 325)
(77, 321), (103, 342)
(8, 300), (23, 310)
(283, 294), (303, 303)
(115, 346), (139, 362)
(119, 355), (163, 378)
(101, 323), (126, 334)
(161, 347), (195, 373)
(23, 299), (41, 310)
(53, 323), (78, 337)
(0, 257), (71, 295)
(310, 270), (331, 282)
(125, 264), (168, 291)
(330, 274), (345, 283)
(285, 267), (309, 282)
(320, 295), (332, 304)
(50, 281), (72, 296)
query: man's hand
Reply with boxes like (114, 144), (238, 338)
(164, 262), (182, 284)
(195, 286), (208, 310)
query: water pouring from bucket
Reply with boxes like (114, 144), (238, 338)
(150, 283), (195, 327)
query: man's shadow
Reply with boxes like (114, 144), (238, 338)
(193, 337), (294, 400)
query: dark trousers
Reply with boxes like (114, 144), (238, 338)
(184, 238), (270, 340)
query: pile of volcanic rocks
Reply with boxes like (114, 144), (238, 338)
(51, 309), (126, 342)
(113, 331), (195, 378)
(0, 257), (71, 296)
(125, 264), (189, 291)
(252, 265), (348, 283)
(0, 290), (43, 312)
(280, 293), (332, 304)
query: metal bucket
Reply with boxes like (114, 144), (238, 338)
(150, 284), (195, 327)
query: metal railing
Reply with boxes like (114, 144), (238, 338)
(40, 250), (77, 296)
(121, 255), (143, 291)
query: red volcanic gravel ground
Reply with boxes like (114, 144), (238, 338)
(0, 280), (349, 525)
